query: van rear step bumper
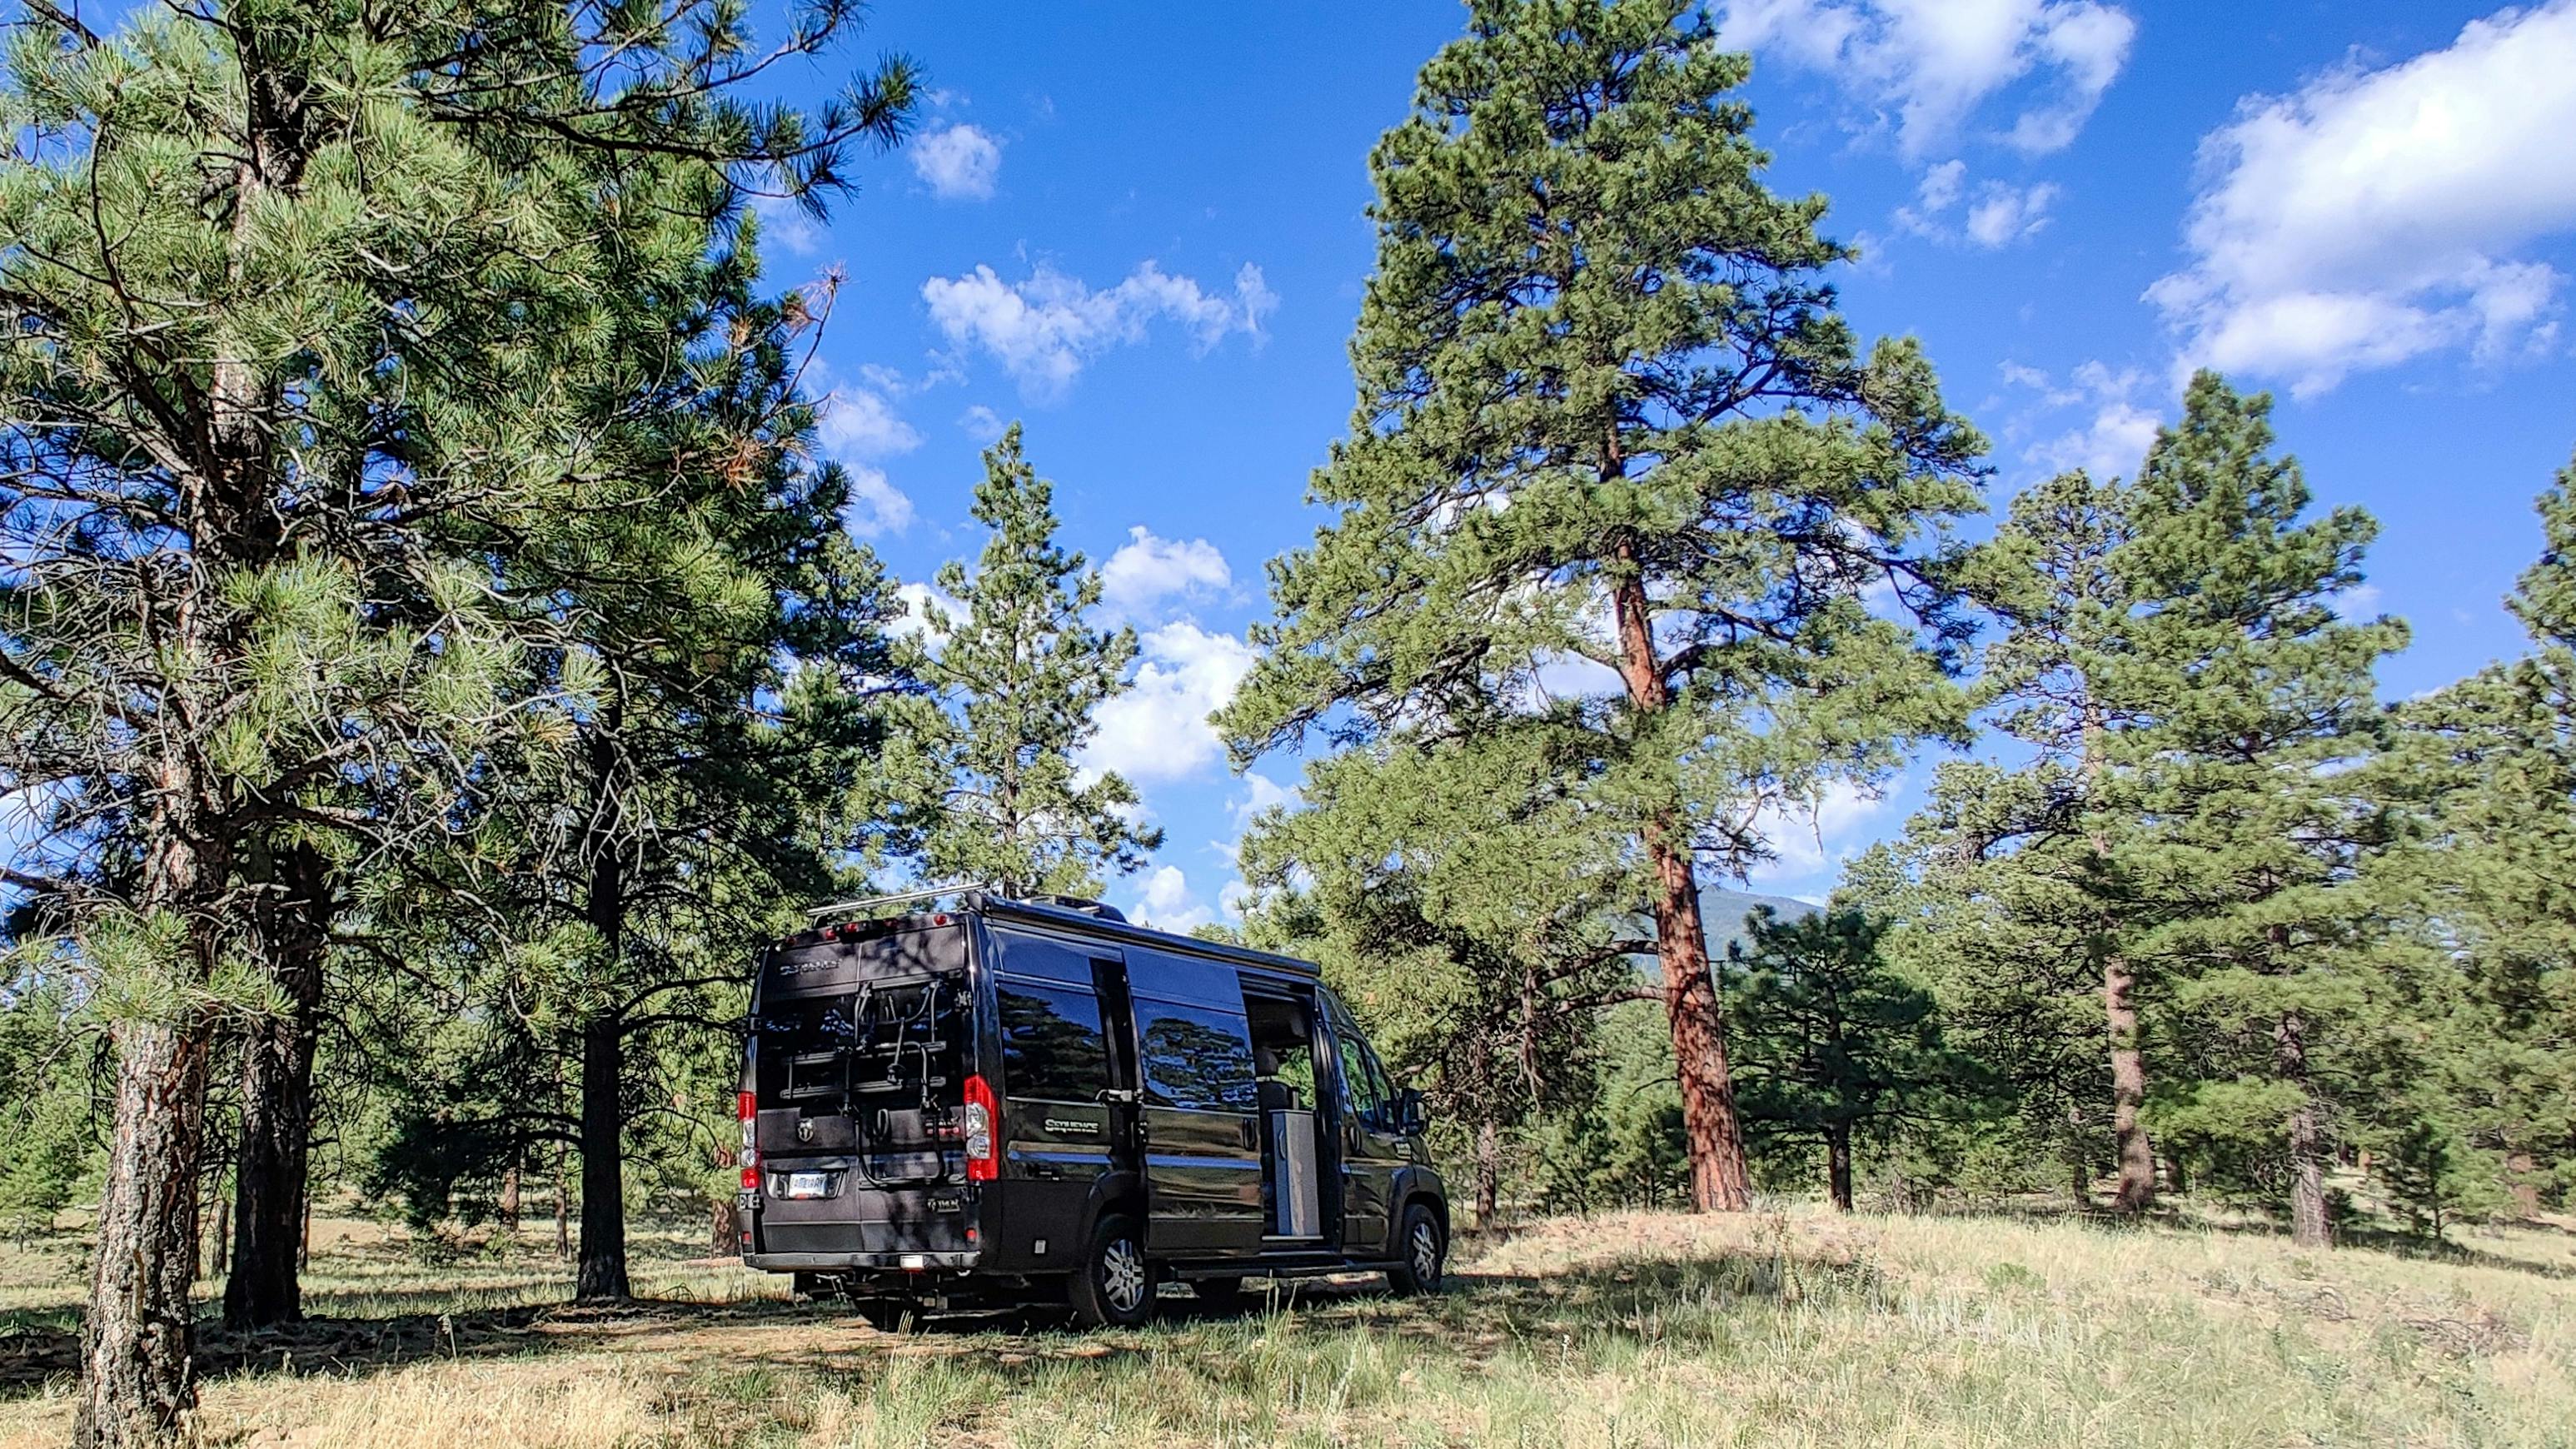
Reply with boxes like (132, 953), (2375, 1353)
(745, 1251), (982, 1272)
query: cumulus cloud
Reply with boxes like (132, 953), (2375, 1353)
(750, 194), (826, 257)
(1716, 0), (2135, 158)
(923, 261), (1278, 397)
(1746, 778), (1899, 887)
(845, 466), (915, 539)
(892, 580), (967, 644)
(1898, 162), (2059, 247)
(818, 388), (922, 460)
(2148, 1), (2576, 396)
(1084, 622), (1256, 784)
(1127, 864), (1217, 934)
(958, 404), (1008, 443)
(1100, 527), (1231, 620)
(2006, 361), (2163, 478)
(911, 122), (1003, 201)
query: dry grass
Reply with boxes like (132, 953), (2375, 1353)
(1, 1206), (2569, 1447)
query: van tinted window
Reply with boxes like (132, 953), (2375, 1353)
(1137, 1003), (1258, 1113)
(997, 979), (1110, 1103)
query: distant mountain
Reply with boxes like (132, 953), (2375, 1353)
(1624, 886), (1820, 979)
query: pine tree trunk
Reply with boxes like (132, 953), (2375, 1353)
(500, 1163), (521, 1234)
(208, 1194), (230, 1278)
(225, 846), (331, 1331)
(75, 1018), (213, 1449)
(711, 1198), (740, 1256)
(1474, 1113), (1501, 1227)
(1608, 564), (1751, 1214)
(2275, 1013), (2330, 1247)
(1826, 1123), (1854, 1212)
(554, 1141), (571, 1261)
(2105, 954), (2156, 1214)
(576, 1016), (630, 1301)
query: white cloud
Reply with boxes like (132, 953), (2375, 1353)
(844, 465), (914, 539)
(817, 388), (922, 460)
(2148, 1), (2576, 396)
(1746, 778), (1898, 886)
(923, 261), (1278, 397)
(958, 405), (1008, 443)
(1716, 0), (2136, 158)
(1965, 181), (2060, 246)
(1127, 864), (1216, 934)
(1100, 527), (1231, 620)
(1898, 162), (2059, 247)
(750, 194), (826, 257)
(1227, 771), (1295, 837)
(2007, 361), (2163, 479)
(892, 580), (966, 643)
(1084, 622), (1256, 784)
(911, 123), (1003, 201)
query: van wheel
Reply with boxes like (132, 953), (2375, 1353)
(1387, 1203), (1446, 1296)
(1069, 1213), (1156, 1328)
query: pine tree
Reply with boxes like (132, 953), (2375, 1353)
(1239, 727), (1646, 1223)
(2112, 374), (2407, 1247)
(1721, 907), (1973, 1211)
(886, 426), (1161, 899)
(0, 1), (912, 1436)
(1900, 469), (2162, 1211)
(1218, 0), (1984, 1212)
(2392, 454), (2576, 1218)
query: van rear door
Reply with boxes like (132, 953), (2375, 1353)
(1123, 948), (1264, 1257)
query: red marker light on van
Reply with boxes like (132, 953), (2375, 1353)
(961, 1074), (999, 1183)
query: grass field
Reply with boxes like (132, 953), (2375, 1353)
(1, 1204), (2569, 1447)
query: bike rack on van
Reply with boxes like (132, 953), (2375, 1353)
(803, 884), (997, 924)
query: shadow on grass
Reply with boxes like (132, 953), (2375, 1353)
(0, 1248), (1890, 1403)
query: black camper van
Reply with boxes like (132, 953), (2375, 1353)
(735, 889), (1448, 1327)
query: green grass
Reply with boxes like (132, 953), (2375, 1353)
(1, 1205), (2569, 1447)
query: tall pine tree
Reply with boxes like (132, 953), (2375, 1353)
(1218, 0), (1984, 1211)
(884, 426), (1160, 899)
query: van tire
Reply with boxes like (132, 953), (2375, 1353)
(1069, 1213), (1155, 1328)
(854, 1297), (916, 1334)
(1387, 1203), (1446, 1296)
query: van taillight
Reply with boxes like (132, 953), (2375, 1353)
(962, 1073), (999, 1183)
(737, 1090), (756, 1148)
(738, 1090), (760, 1190)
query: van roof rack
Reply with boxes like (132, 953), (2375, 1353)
(802, 885), (994, 923)
(1018, 894), (1128, 923)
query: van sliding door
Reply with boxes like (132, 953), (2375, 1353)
(1124, 949), (1264, 1257)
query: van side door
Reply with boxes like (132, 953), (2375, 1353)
(987, 930), (1123, 1262)
(1125, 949), (1266, 1258)
(1325, 993), (1403, 1257)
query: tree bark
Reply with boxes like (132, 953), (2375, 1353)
(575, 1015), (630, 1300)
(1473, 1113), (1502, 1228)
(711, 1198), (740, 1256)
(207, 1196), (229, 1278)
(554, 1140), (572, 1261)
(75, 1019), (213, 1449)
(2276, 1013), (2330, 1247)
(1608, 565), (1751, 1214)
(1826, 1123), (1854, 1212)
(225, 844), (333, 1330)
(500, 1163), (521, 1234)
(2105, 954), (2155, 1214)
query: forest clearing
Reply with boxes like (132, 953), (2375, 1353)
(1, 1202), (2569, 1448)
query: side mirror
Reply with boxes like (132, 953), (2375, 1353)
(1396, 1087), (1426, 1133)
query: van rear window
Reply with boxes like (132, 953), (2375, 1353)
(997, 979), (1111, 1103)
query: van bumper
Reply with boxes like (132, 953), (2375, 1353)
(743, 1250), (982, 1272)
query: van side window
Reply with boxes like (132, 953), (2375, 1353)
(1136, 1002), (1259, 1113)
(996, 979), (1110, 1103)
(1336, 1033), (1389, 1128)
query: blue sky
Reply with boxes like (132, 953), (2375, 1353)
(773, 0), (2576, 922)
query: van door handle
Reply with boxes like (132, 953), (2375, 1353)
(1238, 1118), (1257, 1150)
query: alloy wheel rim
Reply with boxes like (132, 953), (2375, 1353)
(1103, 1237), (1147, 1312)
(1411, 1222), (1440, 1282)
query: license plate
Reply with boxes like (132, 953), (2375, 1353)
(784, 1172), (831, 1200)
